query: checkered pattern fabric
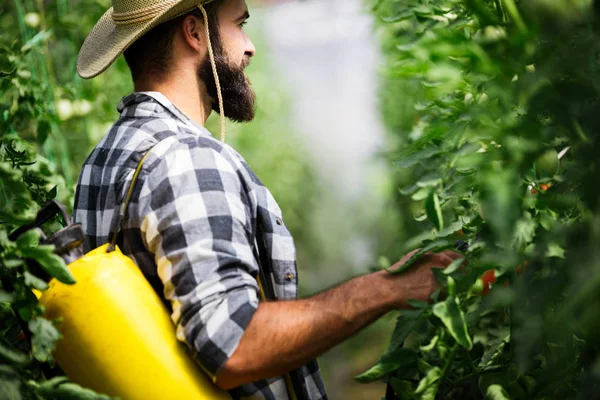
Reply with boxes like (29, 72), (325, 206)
(73, 92), (327, 400)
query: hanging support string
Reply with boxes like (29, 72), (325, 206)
(199, 4), (226, 143)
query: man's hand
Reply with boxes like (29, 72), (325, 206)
(215, 249), (463, 389)
(383, 249), (464, 308)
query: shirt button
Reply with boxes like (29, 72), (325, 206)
(276, 217), (283, 226)
(285, 272), (295, 281)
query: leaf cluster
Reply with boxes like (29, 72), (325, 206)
(361, 0), (600, 398)
(0, 5), (113, 399)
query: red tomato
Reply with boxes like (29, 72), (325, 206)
(481, 270), (496, 294)
(481, 262), (527, 295)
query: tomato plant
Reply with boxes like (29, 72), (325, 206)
(359, 0), (600, 398)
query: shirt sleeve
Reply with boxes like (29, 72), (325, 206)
(136, 137), (260, 379)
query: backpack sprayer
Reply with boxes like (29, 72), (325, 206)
(10, 189), (230, 400)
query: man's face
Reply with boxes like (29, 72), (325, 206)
(197, 0), (256, 122)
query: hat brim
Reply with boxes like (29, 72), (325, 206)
(77, 0), (213, 79)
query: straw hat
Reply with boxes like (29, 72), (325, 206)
(77, 0), (214, 79)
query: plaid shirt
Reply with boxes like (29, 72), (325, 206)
(73, 92), (327, 400)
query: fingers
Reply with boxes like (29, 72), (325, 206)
(392, 249), (466, 272)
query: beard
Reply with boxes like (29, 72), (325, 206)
(197, 40), (256, 123)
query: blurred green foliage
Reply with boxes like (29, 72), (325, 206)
(0, 1), (119, 397)
(362, 0), (600, 398)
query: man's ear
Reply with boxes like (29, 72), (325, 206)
(180, 14), (205, 53)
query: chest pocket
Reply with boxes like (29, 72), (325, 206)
(253, 187), (298, 301)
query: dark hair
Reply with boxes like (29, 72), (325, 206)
(123, 1), (222, 82)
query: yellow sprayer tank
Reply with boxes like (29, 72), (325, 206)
(39, 243), (230, 400)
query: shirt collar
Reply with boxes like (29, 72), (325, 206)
(117, 91), (210, 136)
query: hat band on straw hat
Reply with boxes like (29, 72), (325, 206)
(112, 0), (181, 25)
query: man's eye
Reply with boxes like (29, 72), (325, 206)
(240, 21), (247, 27)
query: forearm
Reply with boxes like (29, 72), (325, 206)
(215, 270), (398, 389)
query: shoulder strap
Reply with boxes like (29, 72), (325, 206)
(106, 149), (153, 253)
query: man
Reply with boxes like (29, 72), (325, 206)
(73, 0), (461, 399)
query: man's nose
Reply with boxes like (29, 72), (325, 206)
(245, 36), (256, 58)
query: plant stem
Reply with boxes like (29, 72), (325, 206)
(12, 0), (30, 43)
(501, 0), (526, 33)
(493, 0), (504, 21)
(0, 180), (9, 206)
(572, 118), (590, 143)
(371, 0), (385, 13)
(439, 343), (459, 391)
(452, 366), (506, 387)
(33, 0), (73, 186)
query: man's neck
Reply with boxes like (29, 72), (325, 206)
(133, 74), (213, 126)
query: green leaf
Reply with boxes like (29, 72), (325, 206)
(479, 333), (509, 368)
(37, 120), (51, 145)
(411, 187), (430, 201)
(387, 311), (424, 353)
(21, 30), (53, 53)
(419, 334), (439, 353)
(0, 340), (30, 365)
(442, 258), (465, 275)
(399, 183), (419, 195)
(421, 380), (441, 400)
(432, 268), (448, 287)
(388, 240), (451, 274)
(0, 49), (15, 77)
(37, 377), (70, 387)
(16, 229), (41, 250)
(447, 276), (456, 296)
(434, 221), (463, 238)
(389, 378), (416, 399)
(18, 307), (34, 322)
(20, 245), (75, 284)
(407, 299), (429, 309)
(0, 210), (33, 225)
(414, 213), (428, 222)
(546, 243), (565, 259)
(538, 210), (556, 231)
(0, 290), (16, 303)
(24, 271), (49, 291)
(382, 9), (414, 23)
(35, 379), (116, 400)
(377, 256), (391, 269)
(0, 365), (23, 400)
(395, 147), (441, 168)
(432, 296), (473, 349)
(47, 186), (58, 200)
(354, 348), (417, 383)
(3, 259), (24, 269)
(425, 191), (444, 231)
(512, 213), (536, 248)
(416, 173), (443, 188)
(28, 317), (61, 362)
(415, 366), (442, 394)
(480, 170), (520, 243)
(485, 384), (512, 400)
